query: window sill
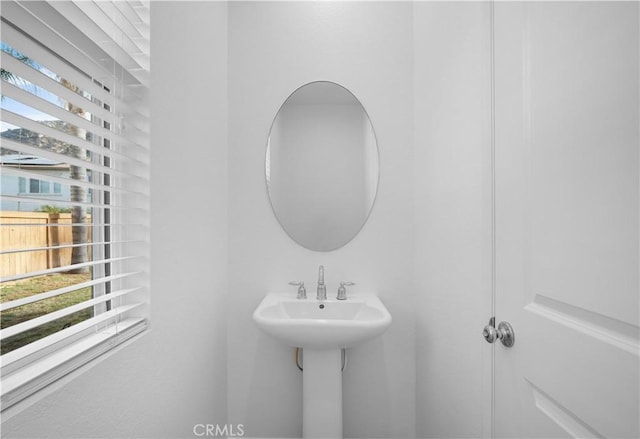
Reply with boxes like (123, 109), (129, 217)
(16, 193), (64, 197)
(1, 317), (147, 413)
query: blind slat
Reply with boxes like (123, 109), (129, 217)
(2, 314), (146, 386)
(1, 2), (118, 90)
(1, 19), (147, 128)
(1, 107), (110, 162)
(0, 51), (117, 125)
(1, 194), (126, 210)
(131, 2), (151, 25)
(0, 166), (137, 196)
(112, 1), (150, 42)
(1, 239), (139, 256)
(72, 1), (149, 61)
(1, 287), (141, 340)
(1, 82), (147, 160)
(1, 255), (137, 283)
(1, 272), (140, 311)
(0, 80), (143, 156)
(1, 136), (147, 181)
(0, 222), (139, 228)
(98, 1), (146, 42)
(2, 312), (143, 377)
(48, 1), (150, 84)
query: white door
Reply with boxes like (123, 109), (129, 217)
(493, 2), (639, 438)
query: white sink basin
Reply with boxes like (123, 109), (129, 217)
(252, 293), (392, 349)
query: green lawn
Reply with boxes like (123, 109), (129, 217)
(1, 273), (93, 355)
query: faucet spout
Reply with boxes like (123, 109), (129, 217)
(317, 265), (327, 300)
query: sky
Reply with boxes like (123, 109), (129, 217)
(1, 97), (60, 134)
(1, 40), (84, 135)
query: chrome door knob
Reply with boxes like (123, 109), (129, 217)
(482, 317), (515, 348)
(483, 324), (498, 343)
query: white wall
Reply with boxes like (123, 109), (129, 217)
(413, 3), (492, 438)
(1, 3), (499, 438)
(227, 2), (415, 437)
(1, 3), (229, 437)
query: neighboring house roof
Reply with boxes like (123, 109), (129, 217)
(0, 155), (69, 170)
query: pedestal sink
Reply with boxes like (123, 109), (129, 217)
(253, 293), (392, 438)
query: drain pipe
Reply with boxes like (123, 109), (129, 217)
(295, 348), (347, 372)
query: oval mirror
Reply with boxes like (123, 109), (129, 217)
(266, 81), (379, 251)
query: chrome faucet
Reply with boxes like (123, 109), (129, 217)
(317, 265), (327, 300)
(289, 281), (306, 299)
(336, 281), (354, 300)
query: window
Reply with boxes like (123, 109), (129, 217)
(29, 178), (42, 194)
(0, 0), (150, 411)
(17, 177), (61, 195)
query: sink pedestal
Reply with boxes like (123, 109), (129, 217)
(302, 349), (342, 439)
(253, 293), (392, 439)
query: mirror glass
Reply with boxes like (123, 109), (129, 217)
(266, 81), (379, 251)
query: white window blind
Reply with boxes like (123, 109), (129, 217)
(0, 0), (150, 411)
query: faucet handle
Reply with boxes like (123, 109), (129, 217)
(289, 281), (307, 299)
(336, 281), (355, 300)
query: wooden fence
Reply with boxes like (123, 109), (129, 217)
(1, 211), (92, 278)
